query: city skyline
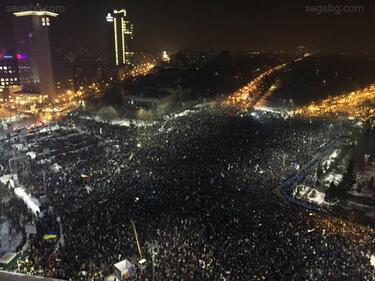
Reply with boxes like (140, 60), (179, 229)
(0, 1), (374, 281)
(12, 10), (56, 95)
(107, 9), (134, 67)
(0, 0), (374, 53)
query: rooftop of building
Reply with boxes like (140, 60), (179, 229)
(0, 271), (64, 281)
(126, 87), (173, 99)
(11, 90), (47, 97)
(13, 11), (59, 17)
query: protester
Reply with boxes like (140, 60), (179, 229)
(2, 107), (372, 281)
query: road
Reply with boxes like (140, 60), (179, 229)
(226, 55), (310, 109)
(276, 137), (338, 211)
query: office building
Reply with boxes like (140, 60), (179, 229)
(106, 9), (134, 67)
(0, 53), (19, 93)
(12, 11), (58, 96)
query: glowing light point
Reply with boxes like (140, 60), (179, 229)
(162, 51), (170, 62)
(106, 12), (114, 22)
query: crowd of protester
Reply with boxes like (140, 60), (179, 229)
(1, 107), (374, 280)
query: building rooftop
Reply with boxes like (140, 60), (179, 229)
(0, 253), (17, 265)
(127, 88), (173, 99)
(0, 271), (64, 281)
(13, 11), (59, 17)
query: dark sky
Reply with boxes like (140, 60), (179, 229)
(1, 0), (375, 53)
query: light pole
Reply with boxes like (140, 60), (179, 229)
(147, 241), (158, 281)
(131, 221), (143, 259)
(152, 244), (155, 281)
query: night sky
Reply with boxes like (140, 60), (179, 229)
(1, 0), (375, 53)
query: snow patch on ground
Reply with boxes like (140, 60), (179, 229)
(85, 185), (93, 194)
(38, 159), (51, 165)
(173, 110), (194, 118)
(26, 151), (37, 159)
(0, 221), (23, 257)
(52, 163), (62, 172)
(0, 174), (15, 188)
(293, 185), (332, 206)
(254, 106), (285, 114)
(39, 124), (60, 133)
(370, 255), (375, 267)
(111, 119), (154, 127)
(12, 143), (29, 151)
(14, 187), (40, 215)
(322, 149), (340, 171)
(324, 173), (343, 186)
(84, 116), (155, 128)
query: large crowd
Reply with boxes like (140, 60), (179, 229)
(1, 107), (374, 280)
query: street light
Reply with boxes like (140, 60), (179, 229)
(146, 241), (159, 281)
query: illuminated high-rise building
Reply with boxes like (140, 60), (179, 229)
(12, 11), (58, 96)
(106, 9), (134, 67)
(0, 52), (19, 94)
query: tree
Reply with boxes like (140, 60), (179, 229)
(102, 85), (124, 107)
(316, 162), (323, 183)
(357, 182), (362, 194)
(369, 176), (374, 190)
(97, 106), (119, 121)
(326, 181), (338, 201)
(338, 158), (356, 197)
(316, 162), (323, 176)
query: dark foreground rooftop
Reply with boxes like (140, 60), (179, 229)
(0, 271), (64, 281)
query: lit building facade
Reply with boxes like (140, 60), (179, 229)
(0, 53), (19, 93)
(11, 92), (49, 106)
(106, 9), (134, 67)
(124, 86), (191, 112)
(12, 11), (58, 96)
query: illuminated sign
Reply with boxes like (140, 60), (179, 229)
(114, 18), (119, 65)
(16, 53), (28, 60)
(0, 53), (14, 60)
(121, 18), (126, 64)
(13, 11), (58, 17)
(106, 12), (114, 22)
(114, 9), (126, 16)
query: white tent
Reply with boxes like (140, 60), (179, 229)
(114, 259), (136, 280)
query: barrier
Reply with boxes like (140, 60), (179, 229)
(278, 138), (338, 212)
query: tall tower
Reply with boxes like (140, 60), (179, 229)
(106, 9), (134, 67)
(12, 11), (57, 96)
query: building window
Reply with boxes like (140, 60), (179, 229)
(41, 17), (50, 26)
